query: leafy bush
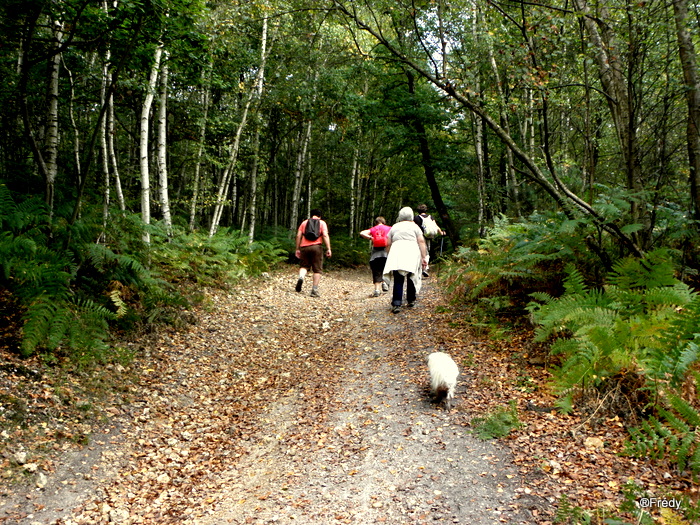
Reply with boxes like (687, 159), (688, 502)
(527, 248), (700, 477)
(150, 227), (288, 286)
(527, 252), (698, 403)
(441, 212), (597, 312)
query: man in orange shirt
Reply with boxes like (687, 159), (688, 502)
(295, 209), (332, 297)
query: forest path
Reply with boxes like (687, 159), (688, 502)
(3, 267), (544, 524)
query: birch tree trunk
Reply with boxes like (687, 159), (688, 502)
(247, 124), (261, 244)
(64, 61), (82, 193)
(672, 0), (700, 223)
(100, 30), (112, 229)
(209, 19), (268, 237)
(157, 51), (173, 237)
(247, 17), (269, 244)
(139, 41), (164, 244)
(349, 146), (359, 238)
(289, 120), (313, 233)
(104, 0), (125, 213)
(45, 20), (63, 219)
(472, 7), (487, 237)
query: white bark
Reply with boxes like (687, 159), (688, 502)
(157, 51), (173, 237)
(45, 20), (63, 218)
(100, 40), (111, 228)
(100, 1), (124, 219)
(139, 41), (164, 244)
(349, 147), (359, 238)
(247, 18), (269, 244)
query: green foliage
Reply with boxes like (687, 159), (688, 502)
(441, 212), (594, 310)
(624, 393), (700, 477)
(0, 187), (179, 360)
(470, 401), (521, 440)
(150, 228), (287, 286)
(526, 252), (698, 399)
(527, 246), (700, 480)
(323, 234), (371, 269)
(554, 494), (592, 524)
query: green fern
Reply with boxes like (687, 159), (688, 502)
(528, 250), (698, 403)
(625, 395), (700, 477)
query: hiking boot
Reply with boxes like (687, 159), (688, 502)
(373, 290), (381, 297)
(382, 280), (389, 292)
(391, 304), (401, 314)
(407, 301), (415, 307)
(295, 278), (303, 292)
(310, 288), (320, 298)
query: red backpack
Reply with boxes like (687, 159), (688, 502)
(372, 225), (389, 248)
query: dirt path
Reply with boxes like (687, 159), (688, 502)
(1, 268), (545, 524)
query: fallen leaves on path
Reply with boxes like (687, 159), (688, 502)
(0, 268), (696, 524)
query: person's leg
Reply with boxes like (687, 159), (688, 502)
(370, 258), (384, 295)
(296, 263), (308, 292)
(406, 273), (416, 305)
(392, 271), (404, 307)
(310, 245), (323, 297)
(423, 240), (431, 277)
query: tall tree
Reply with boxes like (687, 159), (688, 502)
(139, 40), (164, 244)
(672, 0), (700, 224)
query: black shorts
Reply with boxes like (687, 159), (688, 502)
(369, 256), (387, 283)
(299, 244), (324, 273)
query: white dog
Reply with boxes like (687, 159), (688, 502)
(427, 352), (459, 408)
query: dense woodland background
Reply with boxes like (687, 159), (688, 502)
(2, 0), (700, 522)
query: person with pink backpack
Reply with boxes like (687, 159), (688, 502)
(359, 216), (392, 297)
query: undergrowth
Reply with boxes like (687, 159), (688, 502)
(470, 401), (522, 440)
(0, 185), (288, 365)
(440, 210), (700, 522)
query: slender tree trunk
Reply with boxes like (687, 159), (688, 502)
(210, 19), (268, 237)
(672, 0), (700, 224)
(100, 48), (111, 230)
(44, 20), (63, 219)
(350, 146), (359, 238)
(572, 0), (645, 245)
(101, 0), (124, 214)
(157, 51), (173, 237)
(473, 111), (487, 238)
(189, 60), (212, 232)
(485, 17), (520, 218)
(64, 60), (82, 194)
(247, 17), (269, 244)
(140, 41), (164, 244)
(289, 120), (313, 233)
(108, 90), (125, 212)
(247, 122), (262, 244)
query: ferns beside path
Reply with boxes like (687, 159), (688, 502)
(0, 185), (287, 362)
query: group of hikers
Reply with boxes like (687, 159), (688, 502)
(294, 205), (444, 314)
